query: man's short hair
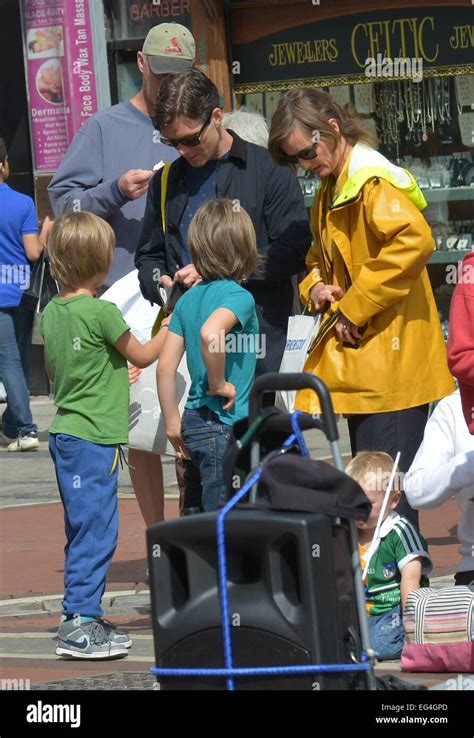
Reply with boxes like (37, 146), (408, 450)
(48, 211), (115, 289)
(0, 138), (7, 165)
(154, 68), (220, 131)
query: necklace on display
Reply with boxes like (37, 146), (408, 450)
(397, 81), (404, 122)
(435, 78), (445, 125)
(454, 76), (463, 116)
(443, 78), (451, 123)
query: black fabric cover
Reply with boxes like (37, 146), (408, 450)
(256, 454), (371, 520)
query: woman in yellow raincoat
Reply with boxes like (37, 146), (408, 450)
(269, 89), (454, 525)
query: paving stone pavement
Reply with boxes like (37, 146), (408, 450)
(0, 397), (466, 692)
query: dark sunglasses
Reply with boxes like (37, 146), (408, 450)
(281, 142), (318, 165)
(160, 113), (213, 149)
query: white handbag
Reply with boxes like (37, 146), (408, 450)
(100, 270), (190, 455)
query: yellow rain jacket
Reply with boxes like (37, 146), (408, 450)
(296, 143), (454, 415)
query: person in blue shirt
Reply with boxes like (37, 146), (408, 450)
(0, 138), (52, 451)
(157, 198), (261, 511)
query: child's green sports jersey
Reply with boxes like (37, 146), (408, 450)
(359, 512), (432, 616)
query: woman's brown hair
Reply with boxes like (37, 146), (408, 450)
(268, 88), (378, 165)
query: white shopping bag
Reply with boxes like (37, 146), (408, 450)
(127, 356), (190, 455)
(275, 313), (321, 412)
(101, 270), (191, 455)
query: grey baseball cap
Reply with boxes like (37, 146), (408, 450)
(142, 23), (195, 74)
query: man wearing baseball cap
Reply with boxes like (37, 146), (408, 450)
(47, 24), (195, 580)
(49, 23), (195, 286)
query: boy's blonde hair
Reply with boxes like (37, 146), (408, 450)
(188, 198), (261, 282)
(346, 451), (401, 494)
(48, 211), (115, 289)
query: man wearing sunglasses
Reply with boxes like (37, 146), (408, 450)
(136, 68), (312, 378)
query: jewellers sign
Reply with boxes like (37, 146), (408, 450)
(232, 6), (474, 90)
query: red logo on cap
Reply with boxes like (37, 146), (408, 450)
(165, 38), (183, 54)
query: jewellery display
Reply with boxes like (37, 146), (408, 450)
(455, 75), (474, 109)
(353, 83), (375, 114)
(328, 84), (351, 106)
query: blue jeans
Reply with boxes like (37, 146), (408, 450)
(181, 406), (231, 512)
(368, 605), (405, 661)
(0, 306), (37, 437)
(49, 433), (119, 618)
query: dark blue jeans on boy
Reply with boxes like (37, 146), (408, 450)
(0, 306), (37, 437)
(181, 406), (231, 512)
(368, 605), (404, 660)
(49, 433), (119, 618)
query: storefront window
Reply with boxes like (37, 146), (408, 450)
(233, 4), (474, 338)
(105, 0), (191, 42)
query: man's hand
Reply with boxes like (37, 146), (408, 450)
(159, 275), (173, 289)
(174, 264), (201, 288)
(207, 381), (236, 411)
(128, 364), (141, 385)
(310, 283), (344, 310)
(39, 216), (53, 248)
(118, 169), (154, 200)
(335, 314), (362, 346)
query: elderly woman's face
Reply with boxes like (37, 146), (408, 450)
(281, 121), (341, 178)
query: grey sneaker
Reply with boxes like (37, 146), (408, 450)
(58, 615), (132, 648)
(56, 619), (129, 659)
(96, 618), (132, 648)
(7, 431), (39, 452)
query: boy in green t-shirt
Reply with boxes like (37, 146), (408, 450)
(41, 212), (169, 659)
(346, 451), (432, 661)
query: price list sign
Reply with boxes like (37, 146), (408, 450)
(22, 0), (98, 173)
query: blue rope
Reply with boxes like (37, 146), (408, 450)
(216, 416), (304, 690)
(151, 661), (372, 678)
(291, 411), (310, 458)
(151, 413), (371, 688)
(216, 467), (263, 690)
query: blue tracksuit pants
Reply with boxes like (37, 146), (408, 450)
(49, 433), (119, 618)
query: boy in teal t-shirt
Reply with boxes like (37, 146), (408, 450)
(41, 212), (169, 660)
(158, 198), (261, 512)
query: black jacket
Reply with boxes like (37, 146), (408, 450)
(135, 131), (311, 373)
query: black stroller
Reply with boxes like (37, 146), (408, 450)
(147, 373), (377, 690)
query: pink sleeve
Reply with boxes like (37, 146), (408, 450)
(447, 285), (474, 387)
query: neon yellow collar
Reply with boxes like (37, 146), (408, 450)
(331, 166), (427, 211)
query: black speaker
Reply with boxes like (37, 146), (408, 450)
(147, 509), (370, 690)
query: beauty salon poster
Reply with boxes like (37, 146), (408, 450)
(22, 0), (99, 173)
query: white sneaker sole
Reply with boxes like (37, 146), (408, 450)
(7, 442), (39, 452)
(56, 645), (129, 660)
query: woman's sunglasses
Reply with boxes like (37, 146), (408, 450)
(282, 142), (318, 165)
(160, 113), (213, 149)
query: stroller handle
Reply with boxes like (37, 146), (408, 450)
(249, 372), (339, 443)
